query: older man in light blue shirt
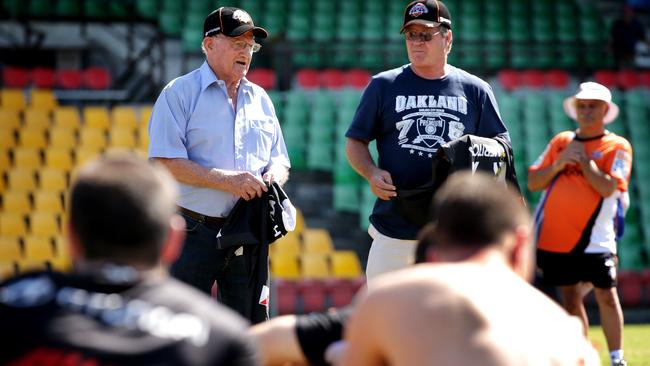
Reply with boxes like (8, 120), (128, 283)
(148, 6), (290, 323)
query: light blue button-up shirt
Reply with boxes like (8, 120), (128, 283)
(148, 62), (290, 217)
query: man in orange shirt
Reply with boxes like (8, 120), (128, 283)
(528, 82), (633, 366)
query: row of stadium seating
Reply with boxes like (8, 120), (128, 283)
(2, 67), (112, 89)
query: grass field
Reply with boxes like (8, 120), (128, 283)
(589, 324), (650, 365)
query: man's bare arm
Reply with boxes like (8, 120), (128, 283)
(151, 157), (267, 201)
(345, 138), (396, 200)
(249, 315), (307, 366)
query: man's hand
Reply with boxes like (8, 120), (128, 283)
(370, 169), (396, 200)
(262, 165), (289, 186)
(554, 140), (584, 172)
(225, 171), (268, 200)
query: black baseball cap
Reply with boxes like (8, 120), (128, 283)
(400, 0), (452, 33)
(204, 7), (268, 38)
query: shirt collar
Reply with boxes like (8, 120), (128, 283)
(199, 61), (253, 95)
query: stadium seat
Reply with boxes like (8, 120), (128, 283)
(271, 232), (302, 256)
(0, 236), (22, 261)
(50, 236), (72, 272)
(300, 253), (330, 279)
(1, 89), (26, 111)
(320, 69), (345, 89)
(246, 68), (276, 90)
(0, 109), (21, 129)
(617, 270), (643, 306)
(108, 126), (137, 149)
(270, 253), (301, 280)
(56, 70), (83, 89)
(330, 250), (363, 279)
(325, 278), (359, 307)
(345, 69), (371, 89)
(0, 149), (10, 174)
(2, 191), (32, 215)
(30, 68), (56, 89)
(18, 127), (48, 149)
(617, 70), (641, 90)
(273, 279), (299, 315)
(38, 167), (68, 192)
(298, 279), (328, 313)
(545, 70), (570, 89)
(49, 126), (77, 150)
(74, 146), (102, 167)
(7, 168), (37, 192)
(53, 106), (81, 130)
(497, 69), (521, 91)
(13, 146), (42, 169)
(302, 228), (334, 254)
(79, 126), (107, 149)
(44, 148), (73, 171)
(29, 89), (57, 111)
(2, 67), (30, 88)
(17, 258), (49, 274)
(0, 212), (28, 237)
(23, 108), (51, 128)
(23, 235), (55, 261)
(295, 69), (320, 89)
(521, 70), (546, 89)
(29, 212), (60, 237)
(593, 70), (618, 89)
(82, 67), (111, 89)
(0, 262), (16, 281)
(83, 106), (111, 130)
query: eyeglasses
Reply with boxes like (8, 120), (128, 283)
(218, 36), (262, 53)
(405, 30), (442, 42)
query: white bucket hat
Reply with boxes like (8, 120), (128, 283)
(563, 82), (619, 124)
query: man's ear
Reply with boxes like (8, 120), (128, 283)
(160, 214), (186, 265)
(507, 225), (534, 281)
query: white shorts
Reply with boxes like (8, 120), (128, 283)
(365, 224), (417, 286)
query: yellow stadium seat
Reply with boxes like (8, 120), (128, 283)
(0, 89), (26, 111)
(330, 250), (363, 279)
(139, 105), (153, 125)
(112, 106), (138, 129)
(302, 228), (334, 254)
(33, 190), (64, 214)
(0, 149), (10, 174)
(294, 208), (305, 235)
(300, 253), (330, 279)
(17, 258), (48, 273)
(2, 191), (31, 215)
(50, 236), (72, 272)
(0, 236), (22, 260)
(23, 235), (55, 260)
(23, 108), (51, 129)
(0, 109), (21, 129)
(48, 126), (77, 149)
(38, 167), (68, 193)
(29, 212), (60, 237)
(74, 146), (102, 167)
(29, 89), (57, 111)
(44, 147), (73, 171)
(0, 128), (17, 151)
(0, 176), (5, 194)
(18, 127), (47, 149)
(108, 126), (136, 148)
(270, 252), (301, 280)
(138, 124), (149, 150)
(79, 126), (107, 149)
(12, 146), (42, 169)
(271, 232), (302, 255)
(53, 106), (81, 130)
(0, 262), (16, 280)
(7, 168), (37, 192)
(83, 106), (110, 130)
(0, 212), (27, 237)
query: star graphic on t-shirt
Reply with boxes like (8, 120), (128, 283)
(428, 153), (433, 158)
(409, 149), (415, 154)
(418, 151), (423, 156)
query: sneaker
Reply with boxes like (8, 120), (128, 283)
(612, 359), (627, 366)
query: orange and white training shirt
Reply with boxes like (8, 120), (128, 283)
(529, 131), (633, 254)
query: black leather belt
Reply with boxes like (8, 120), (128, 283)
(178, 207), (226, 225)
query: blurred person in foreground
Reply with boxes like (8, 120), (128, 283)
(528, 82), (633, 366)
(0, 155), (259, 365)
(345, 0), (511, 284)
(251, 173), (597, 366)
(148, 6), (290, 323)
(341, 172), (599, 366)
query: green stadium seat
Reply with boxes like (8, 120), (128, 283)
(286, 145), (306, 171)
(334, 183), (360, 213)
(307, 143), (333, 171)
(84, 0), (106, 19)
(508, 18), (531, 43)
(159, 11), (183, 36)
(336, 14), (358, 42)
(135, 0), (158, 20)
(458, 15), (481, 42)
(312, 14), (334, 41)
(28, 0), (52, 17)
(55, 0), (81, 17)
(108, 0), (131, 19)
(361, 16), (384, 42)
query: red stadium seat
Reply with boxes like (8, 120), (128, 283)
(639, 70), (650, 89)
(299, 279), (328, 313)
(82, 67), (111, 89)
(326, 278), (358, 308)
(617, 270), (642, 307)
(274, 279), (299, 315)
(31, 67), (56, 89)
(2, 67), (30, 87)
(593, 70), (618, 89)
(246, 68), (276, 90)
(521, 70), (545, 89)
(321, 68), (346, 89)
(617, 70), (640, 90)
(497, 69), (521, 91)
(56, 70), (82, 89)
(640, 270), (650, 306)
(545, 69), (570, 89)
(346, 69), (371, 89)
(295, 69), (320, 89)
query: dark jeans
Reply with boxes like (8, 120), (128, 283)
(170, 213), (269, 323)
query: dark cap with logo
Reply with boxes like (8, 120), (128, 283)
(204, 7), (268, 38)
(401, 0), (452, 33)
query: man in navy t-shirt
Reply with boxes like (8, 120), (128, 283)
(345, 0), (510, 284)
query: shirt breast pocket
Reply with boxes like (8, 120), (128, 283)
(248, 118), (275, 162)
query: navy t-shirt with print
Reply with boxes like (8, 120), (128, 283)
(346, 64), (509, 240)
